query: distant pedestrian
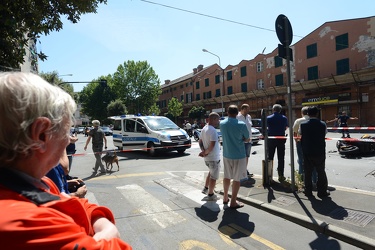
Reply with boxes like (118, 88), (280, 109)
(267, 104), (288, 182)
(199, 112), (221, 201)
(66, 130), (78, 173)
(84, 120), (107, 175)
(300, 106), (329, 198)
(337, 111), (358, 138)
(236, 103), (253, 178)
(221, 105), (250, 209)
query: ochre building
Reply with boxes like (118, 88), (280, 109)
(158, 16), (375, 127)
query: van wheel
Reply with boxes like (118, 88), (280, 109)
(147, 142), (156, 156)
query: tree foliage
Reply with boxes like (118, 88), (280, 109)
(0, 0), (107, 69)
(39, 71), (74, 96)
(107, 99), (127, 117)
(188, 106), (206, 120)
(148, 103), (161, 116)
(113, 60), (161, 115)
(80, 75), (116, 123)
(167, 97), (183, 123)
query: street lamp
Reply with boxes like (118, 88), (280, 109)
(202, 48), (224, 117)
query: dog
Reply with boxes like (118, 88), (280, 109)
(101, 150), (119, 172)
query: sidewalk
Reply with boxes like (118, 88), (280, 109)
(216, 175), (375, 250)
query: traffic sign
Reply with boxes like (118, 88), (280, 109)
(275, 14), (293, 46)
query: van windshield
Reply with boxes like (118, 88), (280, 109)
(144, 117), (180, 131)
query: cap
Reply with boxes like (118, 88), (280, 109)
(92, 120), (100, 126)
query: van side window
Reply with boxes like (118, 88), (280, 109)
(125, 119), (136, 132)
(113, 120), (121, 131)
(136, 119), (146, 133)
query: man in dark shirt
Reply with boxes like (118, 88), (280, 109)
(337, 111), (358, 138)
(300, 106), (329, 198)
(84, 120), (108, 175)
(267, 104), (288, 182)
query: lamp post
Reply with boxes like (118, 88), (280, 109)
(202, 49), (224, 117)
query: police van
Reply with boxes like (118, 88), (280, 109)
(109, 115), (191, 156)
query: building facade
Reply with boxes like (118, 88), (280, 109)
(158, 16), (375, 127)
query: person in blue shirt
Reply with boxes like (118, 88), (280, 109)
(221, 105), (250, 209)
(267, 104), (288, 182)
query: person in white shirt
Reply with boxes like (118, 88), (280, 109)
(236, 104), (253, 178)
(199, 112), (221, 201)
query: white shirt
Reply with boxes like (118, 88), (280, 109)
(185, 122), (192, 130)
(236, 112), (252, 142)
(200, 124), (221, 161)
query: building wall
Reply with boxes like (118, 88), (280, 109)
(159, 16), (375, 127)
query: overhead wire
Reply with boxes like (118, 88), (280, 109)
(139, 0), (304, 39)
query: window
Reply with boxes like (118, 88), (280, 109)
(256, 62), (263, 72)
(180, 85), (183, 89)
(205, 78), (209, 87)
(203, 92), (211, 99)
(196, 81), (200, 89)
(124, 119), (136, 132)
(215, 88), (221, 97)
(307, 66), (319, 80)
(336, 33), (348, 51)
(207, 91), (212, 98)
(240, 66), (247, 77)
(336, 58), (349, 75)
(275, 56), (283, 67)
(275, 74), (284, 86)
(241, 82), (247, 92)
(215, 75), (220, 84)
(196, 93), (200, 100)
(257, 79), (264, 89)
(227, 86), (233, 95)
(307, 43), (317, 58)
(180, 95), (183, 102)
(186, 93), (192, 103)
(186, 83), (188, 87)
(227, 71), (233, 80)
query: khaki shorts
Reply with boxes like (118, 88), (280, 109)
(204, 160), (221, 180)
(223, 157), (247, 182)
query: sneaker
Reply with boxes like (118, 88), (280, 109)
(201, 187), (208, 195)
(203, 194), (219, 201)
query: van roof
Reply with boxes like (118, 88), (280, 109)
(108, 115), (164, 120)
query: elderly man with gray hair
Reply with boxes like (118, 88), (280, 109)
(0, 72), (131, 249)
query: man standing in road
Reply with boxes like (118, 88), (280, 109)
(300, 106), (329, 198)
(267, 104), (288, 182)
(221, 105), (250, 209)
(236, 103), (253, 179)
(199, 112), (221, 201)
(84, 120), (107, 176)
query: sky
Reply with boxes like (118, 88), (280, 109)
(38, 0), (375, 92)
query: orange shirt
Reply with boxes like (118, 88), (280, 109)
(0, 174), (132, 250)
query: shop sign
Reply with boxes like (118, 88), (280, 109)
(302, 95), (338, 105)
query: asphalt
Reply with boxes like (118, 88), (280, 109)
(215, 175), (375, 250)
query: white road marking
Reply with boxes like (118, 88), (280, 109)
(116, 184), (186, 228)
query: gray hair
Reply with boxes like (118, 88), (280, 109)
(272, 104), (282, 113)
(0, 72), (77, 163)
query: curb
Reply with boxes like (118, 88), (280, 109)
(218, 190), (375, 250)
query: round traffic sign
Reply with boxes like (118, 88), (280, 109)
(275, 14), (293, 46)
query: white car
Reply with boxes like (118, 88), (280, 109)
(217, 127), (262, 145)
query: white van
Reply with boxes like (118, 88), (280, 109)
(109, 115), (191, 156)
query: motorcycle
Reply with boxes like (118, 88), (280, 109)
(336, 134), (375, 157)
(192, 129), (201, 142)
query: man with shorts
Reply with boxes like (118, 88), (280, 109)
(236, 103), (253, 178)
(199, 112), (221, 201)
(220, 105), (250, 209)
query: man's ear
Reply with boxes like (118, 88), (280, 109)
(30, 117), (51, 152)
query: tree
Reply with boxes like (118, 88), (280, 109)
(188, 106), (206, 121)
(107, 99), (127, 117)
(148, 103), (160, 116)
(113, 60), (161, 115)
(39, 71), (74, 96)
(167, 97), (183, 123)
(80, 76), (116, 123)
(0, 0), (107, 69)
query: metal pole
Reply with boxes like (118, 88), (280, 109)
(284, 17), (295, 191)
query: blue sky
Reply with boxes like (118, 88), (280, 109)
(38, 0), (375, 92)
